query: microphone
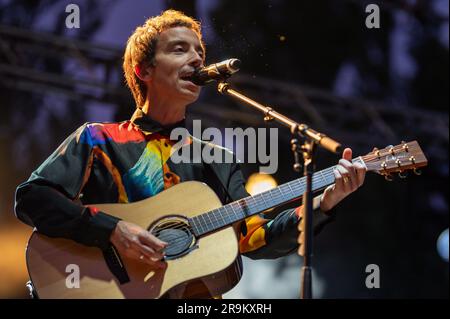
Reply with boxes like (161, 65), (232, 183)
(190, 58), (241, 86)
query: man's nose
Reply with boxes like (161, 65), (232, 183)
(189, 51), (203, 68)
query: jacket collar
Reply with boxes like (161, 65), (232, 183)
(130, 108), (186, 136)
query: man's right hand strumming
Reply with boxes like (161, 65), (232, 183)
(110, 220), (168, 268)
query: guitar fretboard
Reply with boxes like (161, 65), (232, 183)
(189, 157), (364, 236)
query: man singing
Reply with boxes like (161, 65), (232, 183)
(15, 10), (366, 298)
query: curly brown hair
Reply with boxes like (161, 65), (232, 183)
(123, 10), (205, 108)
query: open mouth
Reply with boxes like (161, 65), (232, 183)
(179, 73), (196, 84)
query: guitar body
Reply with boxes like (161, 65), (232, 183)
(26, 181), (242, 299)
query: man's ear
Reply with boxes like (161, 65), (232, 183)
(134, 64), (152, 81)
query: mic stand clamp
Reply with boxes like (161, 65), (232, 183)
(291, 130), (317, 299)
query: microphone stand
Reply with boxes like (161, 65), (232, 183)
(216, 81), (342, 299)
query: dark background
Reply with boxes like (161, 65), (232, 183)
(0, 0), (447, 298)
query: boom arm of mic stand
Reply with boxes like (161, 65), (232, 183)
(217, 82), (342, 154)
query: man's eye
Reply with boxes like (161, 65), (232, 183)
(174, 47), (185, 52)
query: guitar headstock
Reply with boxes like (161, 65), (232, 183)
(361, 141), (428, 181)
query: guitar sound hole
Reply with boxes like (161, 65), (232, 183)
(150, 219), (196, 260)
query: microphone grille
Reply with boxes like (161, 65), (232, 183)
(228, 58), (241, 72)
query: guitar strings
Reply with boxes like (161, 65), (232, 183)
(149, 162), (347, 236)
(149, 167), (339, 250)
(146, 148), (419, 249)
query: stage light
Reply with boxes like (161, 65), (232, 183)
(437, 228), (449, 262)
(245, 173), (278, 196)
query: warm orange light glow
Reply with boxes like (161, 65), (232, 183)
(245, 173), (278, 196)
(0, 222), (33, 298)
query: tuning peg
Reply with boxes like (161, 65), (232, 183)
(384, 174), (394, 182)
(398, 171), (408, 179)
(373, 147), (381, 158)
(401, 141), (409, 152)
(413, 168), (422, 176)
(388, 145), (395, 155)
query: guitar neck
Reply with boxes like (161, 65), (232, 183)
(189, 157), (365, 237)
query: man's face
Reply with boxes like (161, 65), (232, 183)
(146, 26), (204, 106)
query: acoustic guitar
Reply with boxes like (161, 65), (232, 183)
(25, 141), (427, 298)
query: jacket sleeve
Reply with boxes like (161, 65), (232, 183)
(14, 124), (120, 250)
(225, 160), (336, 260)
